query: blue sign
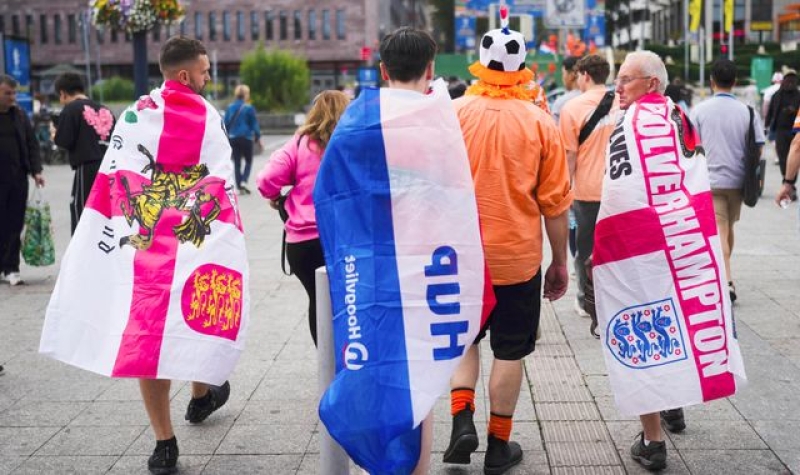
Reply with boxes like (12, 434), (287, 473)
(455, 16), (477, 52)
(4, 36), (32, 115)
(583, 0), (606, 47)
(357, 67), (380, 88)
(463, 0), (546, 17)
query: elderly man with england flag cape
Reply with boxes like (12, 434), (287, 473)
(314, 27), (494, 475)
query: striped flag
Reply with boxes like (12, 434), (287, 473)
(39, 81), (249, 386)
(593, 93), (746, 416)
(314, 79), (494, 474)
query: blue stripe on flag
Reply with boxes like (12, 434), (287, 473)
(314, 87), (420, 475)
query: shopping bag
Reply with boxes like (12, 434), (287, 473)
(22, 186), (56, 267)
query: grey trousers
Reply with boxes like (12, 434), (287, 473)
(573, 200), (601, 307)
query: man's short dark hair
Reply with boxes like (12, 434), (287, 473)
(711, 59), (737, 88)
(576, 55), (611, 85)
(159, 36), (207, 72)
(379, 27), (437, 83)
(0, 74), (17, 88)
(54, 73), (85, 95)
(562, 56), (580, 73)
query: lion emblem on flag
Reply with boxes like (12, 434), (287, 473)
(606, 298), (688, 369)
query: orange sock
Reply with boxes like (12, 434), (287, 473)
(488, 412), (513, 441)
(450, 388), (475, 415)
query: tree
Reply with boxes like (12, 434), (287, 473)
(430, 0), (455, 53)
(240, 47), (310, 112)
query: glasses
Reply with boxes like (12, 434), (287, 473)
(614, 76), (652, 86)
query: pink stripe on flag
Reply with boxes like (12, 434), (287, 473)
(112, 88), (208, 378)
(85, 172), (112, 218)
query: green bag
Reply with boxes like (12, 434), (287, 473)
(22, 187), (56, 267)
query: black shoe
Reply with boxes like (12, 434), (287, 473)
(0, 365), (4, 375)
(443, 408), (479, 464)
(484, 435), (523, 475)
(238, 184), (251, 195)
(660, 408), (686, 433)
(630, 432), (667, 472)
(148, 437), (178, 475)
(729, 281), (737, 303)
(185, 381), (230, 424)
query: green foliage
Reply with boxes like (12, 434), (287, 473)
(239, 46), (310, 112)
(430, 0), (455, 53)
(91, 76), (135, 102)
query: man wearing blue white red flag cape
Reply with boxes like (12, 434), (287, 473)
(591, 51), (746, 471)
(40, 37), (249, 475)
(314, 28), (495, 475)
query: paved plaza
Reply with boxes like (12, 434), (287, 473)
(1, 137), (799, 474)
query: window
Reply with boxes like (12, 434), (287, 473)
(336, 9), (346, 40)
(40, 14), (48, 44)
(0, 16), (5, 34)
(237, 11), (245, 41)
(209, 12), (217, 41)
(26, 15), (33, 40)
(67, 14), (76, 44)
(54, 15), (62, 44)
(308, 10), (316, 40)
(96, 29), (104, 45)
(110, 27), (118, 43)
(222, 11), (231, 41)
(294, 10), (302, 40)
(265, 11), (274, 40)
(250, 11), (259, 40)
(180, 19), (186, 36)
(194, 12), (203, 39)
(279, 11), (287, 40)
(322, 10), (330, 40)
(12, 15), (20, 36)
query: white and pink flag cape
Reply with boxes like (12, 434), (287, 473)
(593, 93), (746, 416)
(40, 81), (249, 385)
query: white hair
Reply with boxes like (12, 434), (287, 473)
(624, 51), (668, 94)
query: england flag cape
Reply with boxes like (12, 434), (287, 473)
(313, 79), (494, 474)
(40, 81), (249, 386)
(593, 93), (746, 416)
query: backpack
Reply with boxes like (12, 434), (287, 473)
(578, 90), (616, 146)
(742, 106), (764, 207)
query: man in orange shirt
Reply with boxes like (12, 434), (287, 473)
(558, 54), (617, 332)
(443, 19), (572, 475)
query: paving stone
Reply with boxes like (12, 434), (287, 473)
(108, 454), (210, 475)
(616, 448), (691, 474)
(547, 440), (619, 466)
(551, 467), (626, 475)
(126, 420), (233, 455)
(527, 356), (586, 386)
(604, 421), (676, 451)
(36, 425), (145, 456)
(668, 420), (767, 450)
(584, 375), (613, 398)
(238, 398), (319, 425)
(532, 380), (594, 402)
(295, 453), (367, 475)
(593, 397), (639, 422)
(216, 424), (315, 455)
(541, 421), (611, 443)
(775, 449), (800, 475)
(536, 402), (602, 421)
(0, 401), (86, 426)
(680, 449), (789, 474)
(12, 455), (117, 474)
(69, 401), (150, 426)
(0, 427), (61, 456)
(203, 454), (303, 474)
(0, 456), (27, 475)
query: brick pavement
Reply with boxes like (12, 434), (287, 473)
(1, 137), (799, 474)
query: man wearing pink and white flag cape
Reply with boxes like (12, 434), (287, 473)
(591, 51), (746, 471)
(39, 37), (248, 475)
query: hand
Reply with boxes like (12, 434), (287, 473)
(543, 263), (569, 301)
(775, 183), (795, 206)
(33, 173), (45, 187)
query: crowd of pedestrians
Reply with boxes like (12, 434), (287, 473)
(1, 18), (799, 475)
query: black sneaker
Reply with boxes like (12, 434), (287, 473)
(484, 435), (523, 475)
(148, 437), (178, 475)
(630, 432), (667, 472)
(729, 281), (737, 303)
(239, 184), (251, 195)
(443, 408), (479, 464)
(185, 381), (230, 423)
(660, 408), (686, 433)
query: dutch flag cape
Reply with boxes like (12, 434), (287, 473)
(40, 81), (249, 385)
(314, 79), (494, 474)
(593, 93), (746, 416)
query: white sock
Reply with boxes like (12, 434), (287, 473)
(643, 438), (652, 446)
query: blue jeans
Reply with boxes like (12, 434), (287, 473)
(230, 136), (254, 188)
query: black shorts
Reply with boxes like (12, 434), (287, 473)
(475, 271), (542, 360)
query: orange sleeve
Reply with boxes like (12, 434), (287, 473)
(559, 101), (580, 154)
(536, 117), (573, 218)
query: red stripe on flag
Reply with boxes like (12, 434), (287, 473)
(85, 172), (112, 218)
(112, 89), (208, 378)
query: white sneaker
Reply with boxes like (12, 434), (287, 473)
(575, 298), (589, 318)
(5, 272), (23, 286)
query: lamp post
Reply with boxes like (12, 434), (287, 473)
(133, 31), (148, 97)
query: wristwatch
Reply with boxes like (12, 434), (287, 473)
(783, 177), (797, 187)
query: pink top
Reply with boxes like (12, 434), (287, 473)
(256, 134), (322, 243)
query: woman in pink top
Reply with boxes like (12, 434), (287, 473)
(256, 90), (350, 345)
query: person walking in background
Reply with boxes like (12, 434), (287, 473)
(558, 54), (617, 329)
(53, 72), (116, 234)
(765, 71), (800, 182)
(550, 56), (581, 125)
(225, 84), (261, 195)
(444, 19), (572, 475)
(0, 74), (45, 287)
(256, 90), (350, 346)
(776, 92), (800, 207)
(690, 59), (765, 304)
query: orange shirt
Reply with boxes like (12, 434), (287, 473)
(454, 95), (573, 285)
(794, 106), (800, 133)
(559, 88), (619, 202)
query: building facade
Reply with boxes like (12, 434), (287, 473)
(0, 0), (427, 99)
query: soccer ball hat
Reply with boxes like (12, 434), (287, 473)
(469, 5), (534, 87)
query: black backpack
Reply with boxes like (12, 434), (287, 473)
(742, 106), (763, 207)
